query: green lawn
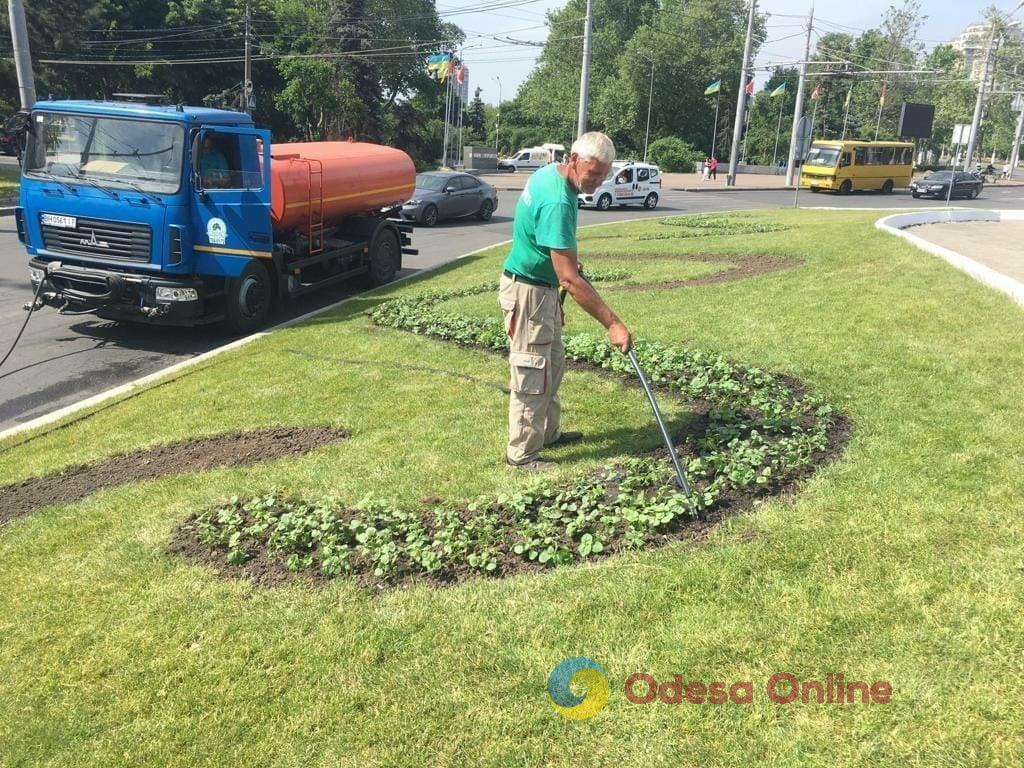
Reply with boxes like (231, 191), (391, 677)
(0, 163), (19, 196)
(1, 210), (1023, 766)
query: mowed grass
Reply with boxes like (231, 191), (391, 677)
(1, 209), (1023, 767)
(0, 163), (20, 196)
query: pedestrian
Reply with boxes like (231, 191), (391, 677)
(499, 131), (633, 471)
(702, 157), (711, 181)
(1002, 162), (1010, 180)
(709, 155), (719, 180)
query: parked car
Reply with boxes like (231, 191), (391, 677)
(910, 171), (983, 200)
(496, 143), (565, 172)
(400, 172), (498, 226)
(0, 131), (19, 155)
(578, 161), (662, 210)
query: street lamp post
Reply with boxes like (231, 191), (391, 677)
(643, 57), (655, 162)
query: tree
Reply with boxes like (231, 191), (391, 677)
(465, 87), (487, 144)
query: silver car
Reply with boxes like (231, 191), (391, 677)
(400, 172), (498, 227)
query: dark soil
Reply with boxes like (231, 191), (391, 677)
(168, 410), (851, 594)
(585, 252), (804, 290)
(0, 426), (350, 525)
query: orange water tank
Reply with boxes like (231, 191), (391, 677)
(269, 141), (415, 231)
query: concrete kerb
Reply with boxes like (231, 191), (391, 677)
(875, 208), (1024, 308)
(0, 209), (754, 446)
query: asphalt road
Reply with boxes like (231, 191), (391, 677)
(3, 184), (1024, 431)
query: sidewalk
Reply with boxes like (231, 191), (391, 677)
(475, 170), (1024, 194)
(475, 170), (790, 192)
(911, 219), (1024, 285)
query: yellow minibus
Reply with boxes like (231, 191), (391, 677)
(800, 140), (914, 194)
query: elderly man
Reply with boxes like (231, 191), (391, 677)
(499, 131), (632, 471)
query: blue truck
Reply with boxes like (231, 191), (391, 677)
(14, 96), (416, 333)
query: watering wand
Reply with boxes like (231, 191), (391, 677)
(559, 268), (697, 513)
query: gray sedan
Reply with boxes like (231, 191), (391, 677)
(400, 172), (498, 227)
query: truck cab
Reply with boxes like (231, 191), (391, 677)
(16, 98), (411, 333)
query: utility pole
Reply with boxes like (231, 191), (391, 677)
(243, 2), (253, 114)
(1009, 96), (1024, 179)
(786, 6), (814, 187)
(965, 25), (998, 170)
(577, 0), (594, 137)
(8, 0), (36, 108)
(726, 0), (756, 185)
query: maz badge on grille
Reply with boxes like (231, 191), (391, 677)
(78, 230), (110, 249)
(41, 213), (77, 229)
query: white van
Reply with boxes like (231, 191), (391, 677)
(578, 161), (662, 210)
(497, 143), (566, 172)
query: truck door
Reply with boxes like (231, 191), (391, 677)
(189, 125), (272, 277)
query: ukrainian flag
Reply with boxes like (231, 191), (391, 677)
(704, 79), (721, 96)
(770, 82), (786, 98)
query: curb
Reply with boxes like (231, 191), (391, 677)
(2, 208), (751, 446)
(875, 209), (1024, 308)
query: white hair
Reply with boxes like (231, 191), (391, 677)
(571, 132), (615, 164)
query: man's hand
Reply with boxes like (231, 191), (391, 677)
(608, 320), (632, 353)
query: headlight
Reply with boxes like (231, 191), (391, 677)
(29, 267), (44, 283)
(156, 287), (199, 302)
(928, 185), (943, 191)
(404, 199), (421, 206)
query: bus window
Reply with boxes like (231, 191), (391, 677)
(839, 152), (852, 168)
(855, 147), (868, 165)
(805, 146), (840, 167)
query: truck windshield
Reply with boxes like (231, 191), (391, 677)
(24, 112), (185, 194)
(804, 146), (840, 167)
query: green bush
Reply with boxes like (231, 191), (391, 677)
(647, 136), (705, 172)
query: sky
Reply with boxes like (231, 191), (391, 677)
(445, 0), (1003, 105)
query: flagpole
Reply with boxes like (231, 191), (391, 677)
(711, 87), (721, 159)
(442, 58), (452, 167)
(874, 82), (886, 141)
(741, 93), (751, 163)
(809, 98), (819, 141)
(772, 99), (784, 168)
(841, 85), (853, 140)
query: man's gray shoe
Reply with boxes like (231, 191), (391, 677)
(546, 431), (583, 447)
(506, 457), (559, 471)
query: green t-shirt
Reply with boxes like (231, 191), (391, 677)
(502, 163), (578, 286)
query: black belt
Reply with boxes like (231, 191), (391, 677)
(503, 269), (555, 289)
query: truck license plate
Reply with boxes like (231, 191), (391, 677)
(41, 213), (77, 229)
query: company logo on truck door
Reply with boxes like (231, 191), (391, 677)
(78, 230), (110, 249)
(207, 218), (228, 245)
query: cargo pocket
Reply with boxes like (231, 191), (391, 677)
(526, 292), (554, 345)
(499, 294), (517, 338)
(509, 352), (547, 395)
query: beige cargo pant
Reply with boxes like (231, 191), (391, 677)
(498, 273), (565, 464)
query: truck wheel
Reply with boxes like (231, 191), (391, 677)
(643, 192), (659, 210)
(223, 261), (271, 335)
(596, 194), (612, 211)
(882, 179), (894, 194)
(477, 199), (494, 221)
(839, 180), (853, 195)
(368, 228), (400, 287)
(421, 204), (439, 227)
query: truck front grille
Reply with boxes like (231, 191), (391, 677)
(41, 216), (152, 262)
